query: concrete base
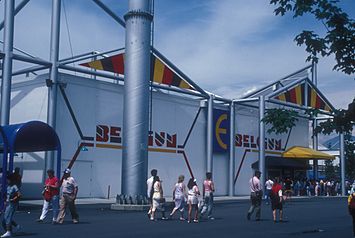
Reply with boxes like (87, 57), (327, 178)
(110, 203), (150, 211)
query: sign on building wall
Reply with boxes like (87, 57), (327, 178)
(213, 109), (230, 153)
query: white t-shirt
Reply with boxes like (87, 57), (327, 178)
(249, 176), (261, 192)
(265, 180), (274, 190)
(147, 176), (154, 197)
(62, 177), (77, 194)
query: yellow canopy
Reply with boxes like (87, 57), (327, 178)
(282, 146), (335, 160)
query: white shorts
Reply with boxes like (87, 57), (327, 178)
(187, 195), (198, 205)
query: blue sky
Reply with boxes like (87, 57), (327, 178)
(0, 0), (354, 109)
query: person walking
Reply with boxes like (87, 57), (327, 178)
(169, 175), (186, 221)
(150, 176), (167, 221)
(1, 174), (21, 238)
(146, 169), (157, 219)
(247, 171), (262, 221)
(348, 191), (355, 238)
(57, 168), (79, 224)
(270, 178), (283, 223)
(187, 178), (200, 223)
(37, 169), (60, 223)
(265, 177), (274, 205)
(200, 172), (215, 220)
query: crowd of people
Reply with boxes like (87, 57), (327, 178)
(264, 177), (355, 198)
(1, 167), (355, 237)
(146, 169), (215, 223)
(247, 171), (355, 237)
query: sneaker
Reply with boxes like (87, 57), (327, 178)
(179, 217), (185, 221)
(72, 219), (79, 224)
(208, 216), (215, 220)
(161, 217), (168, 220)
(187, 220), (191, 223)
(1, 231), (11, 238)
(150, 217), (154, 221)
(193, 219), (199, 223)
(36, 219), (44, 223)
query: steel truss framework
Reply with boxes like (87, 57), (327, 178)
(0, 0), (347, 196)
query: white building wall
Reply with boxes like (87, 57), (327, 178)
(10, 73), (309, 198)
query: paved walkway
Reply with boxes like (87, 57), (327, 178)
(21, 195), (346, 206)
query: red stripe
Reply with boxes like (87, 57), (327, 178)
(289, 88), (297, 104)
(162, 67), (174, 85)
(111, 54), (124, 74)
(178, 151), (194, 179)
(80, 63), (90, 68)
(234, 149), (250, 185)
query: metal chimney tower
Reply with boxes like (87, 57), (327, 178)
(121, 0), (153, 197)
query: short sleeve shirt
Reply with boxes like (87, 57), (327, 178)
(62, 177), (78, 194)
(174, 182), (185, 198)
(7, 184), (19, 203)
(45, 176), (59, 196)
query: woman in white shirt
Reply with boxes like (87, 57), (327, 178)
(187, 178), (200, 223)
(150, 176), (167, 221)
(169, 175), (187, 220)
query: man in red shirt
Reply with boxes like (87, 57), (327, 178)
(36, 169), (59, 224)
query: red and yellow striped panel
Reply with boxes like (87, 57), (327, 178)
(80, 53), (194, 91)
(275, 84), (304, 106)
(274, 83), (331, 112)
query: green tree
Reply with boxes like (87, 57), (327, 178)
(270, 0), (355, 75)
(262, 108), (298, 135)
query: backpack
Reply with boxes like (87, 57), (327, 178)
(350, 195), (355, 210)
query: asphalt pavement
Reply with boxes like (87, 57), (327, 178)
(6, 197), (353, 238)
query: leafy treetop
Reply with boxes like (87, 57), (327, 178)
(270, 0), (355, 75)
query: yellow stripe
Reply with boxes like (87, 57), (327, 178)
(251, 149), (283, 155)
(148, 148), (177, 153)
(153, 58), (165, 84)
(179, 80), (191, 89)
(295, 85), (302, 105)
(311, 89), (317, 108)
(278, 93), (286, 101)
(96, 144), (178, 154)
(96, 144), (122, 149)
(88, 60), (104, 70)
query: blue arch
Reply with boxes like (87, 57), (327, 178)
(0, 121), (61, 209)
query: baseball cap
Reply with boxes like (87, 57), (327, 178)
(64, 168), (71, 174)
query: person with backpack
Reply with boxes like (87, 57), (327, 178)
(348, 191), (355, 237)
(270, 178), (283, 223)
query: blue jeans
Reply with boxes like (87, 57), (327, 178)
(39, 195), (59, 221)
(201, 194), (213, 218)
(2, 202), (18, 230)
(265, 189), (271, 204)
